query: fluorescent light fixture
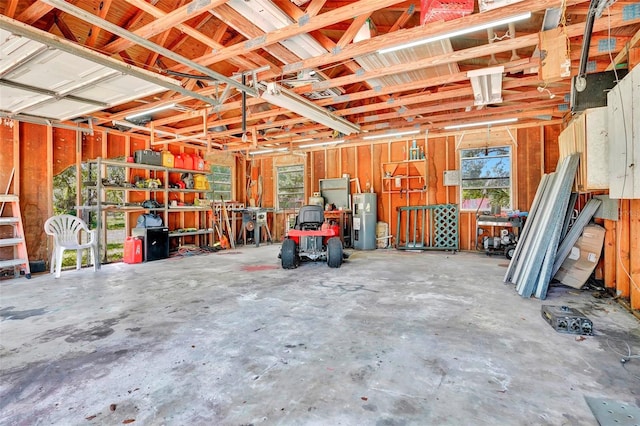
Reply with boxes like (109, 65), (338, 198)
(260, 82), (360, 135)
(468, 66), (504, 106)
(362, 129), (420, 140)
(249, 147), (288, 156)
(299, 139), (345, 149)
(226, 0), (327, 60)
(378, 12), (531, 54)
(443, 118), (518, 130)
(124, 103), (176, 121)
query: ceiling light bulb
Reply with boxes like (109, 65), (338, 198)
(362, 129), (420, 140)
(299, 139), (345, 148)
(125, 103), (176, 121)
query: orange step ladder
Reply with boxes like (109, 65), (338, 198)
(0, 195), (31, 279)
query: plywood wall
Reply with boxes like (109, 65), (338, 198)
(0, 122), (560, 259)
(254, 126), (557, 251)
(1, 121), (246, 265)
(603, 200), (640, 311)
(3, 119), (639, 312)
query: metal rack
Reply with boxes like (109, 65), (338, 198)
(83, 157), (214, 262)
(475, 215), (524, 254)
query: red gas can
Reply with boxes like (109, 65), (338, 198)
(194, 154), (205, 170)
(174, 154), (185, 169)
(182, 153), (194, 170)
(124, 236), (143, 264)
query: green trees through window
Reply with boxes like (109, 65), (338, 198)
(277, 164), (304, 210)
(461, 146), (511, 212)
(210, 165), (232, 201)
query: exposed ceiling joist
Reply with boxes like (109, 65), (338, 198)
(2, 0), (638, 151)
(0, 14), (215, 107)
(40, 0), (258, 98)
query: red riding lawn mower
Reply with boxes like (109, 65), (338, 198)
(280, 205), (344, 269)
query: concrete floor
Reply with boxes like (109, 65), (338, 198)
(1, 245), (639, 425)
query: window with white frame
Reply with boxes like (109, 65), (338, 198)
(277, 164), (304, 210)
(460, 146), (512, 212)
(210, 165), (232, 201)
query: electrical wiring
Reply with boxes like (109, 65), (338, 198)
(488, 30), (514, 42)
(606, 339), (640, 380)
(605, 8), (640, 297)
(597, 9), (640, 383)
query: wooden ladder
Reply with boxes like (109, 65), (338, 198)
(0, 195), (31, 279)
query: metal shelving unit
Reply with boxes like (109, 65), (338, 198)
(83, 157), (214, 262)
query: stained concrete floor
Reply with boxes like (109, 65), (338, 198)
(1, 245), (639, 425)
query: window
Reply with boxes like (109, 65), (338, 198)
(460, 146), (511, 212)
(210, 165), (232, 201)
(277, 164), (304, 210)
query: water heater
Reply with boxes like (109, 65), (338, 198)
(352, 193), (377, 250)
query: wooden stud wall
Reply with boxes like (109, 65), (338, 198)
(1, 121), (241, 264)
(0, 121), (18, 264)
(630, 200), (640, 310)
(2, 119), (640, 313)
(602, 200), (640, 312)
(254, 126), (559, 251)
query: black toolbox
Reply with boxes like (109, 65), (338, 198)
(134, 149), (162, 166)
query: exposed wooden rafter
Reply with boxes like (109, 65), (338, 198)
(2, 0), (638, 151)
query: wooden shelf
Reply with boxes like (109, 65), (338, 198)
(169, 229), (214, 238)
(382, 159), (426, 179)
(383, 189), (426, 194)
(381, 159), (427, 194)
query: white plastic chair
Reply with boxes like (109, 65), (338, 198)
(44, 214), (98, 278)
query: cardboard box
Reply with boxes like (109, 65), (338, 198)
(554, 224), (605, 289)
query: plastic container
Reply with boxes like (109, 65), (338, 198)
(182, 153), (194, 170)
(421, 0), (474, 24)
(162, 150), (174, 168)
(376, 221), (390, 249)
(194, 155), (205, 171)
(193, 174), (210, 190)
(124, 236), (143, 264)
(174, 154), (184, 169)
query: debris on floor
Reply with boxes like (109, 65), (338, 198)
(541, 305), (593, 335)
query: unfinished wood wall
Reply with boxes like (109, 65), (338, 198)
(602, 200), (640, 311)
(1, 121), (51, 264)
(253, 126), (559, 252)
(0, 121), (244, 264)
(2, 119), (639, 311)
